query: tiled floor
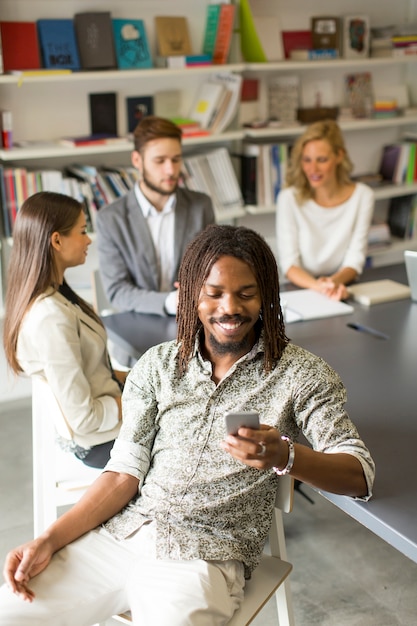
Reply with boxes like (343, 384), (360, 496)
(1, 398), (417, 626)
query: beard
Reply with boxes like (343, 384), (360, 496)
(207, 329), (254, 356)
(142, 168), (178, 196)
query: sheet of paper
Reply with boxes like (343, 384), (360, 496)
(281, 289), (353, 322)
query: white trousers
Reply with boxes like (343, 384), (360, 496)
(0, 523), (245, 626)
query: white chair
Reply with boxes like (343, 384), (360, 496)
(91, 268), (115, 317)
(104, 475), (295, 626)
(32, 376), (102, 536)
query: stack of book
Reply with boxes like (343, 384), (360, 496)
(392, 33), (417, 57)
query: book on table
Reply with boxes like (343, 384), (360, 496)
(348, 279), (411, 305)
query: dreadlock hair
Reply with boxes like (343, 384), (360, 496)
(177, 224), (289, 375)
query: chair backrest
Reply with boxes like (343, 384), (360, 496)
(32, 376), (102, 536)
(107, 476), (295, 626)
(91, 268), (115, 316)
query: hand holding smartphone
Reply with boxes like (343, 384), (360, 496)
(225, 411), (260, 438)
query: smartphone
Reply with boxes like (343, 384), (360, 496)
(225, 411), (260, 437)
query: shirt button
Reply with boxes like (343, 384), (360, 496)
(198, 435), (204, 442)
(186, 466), (192, 473)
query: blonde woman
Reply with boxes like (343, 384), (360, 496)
(276, 120), (374, 300)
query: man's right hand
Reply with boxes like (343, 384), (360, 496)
(3, 536), (54, 602)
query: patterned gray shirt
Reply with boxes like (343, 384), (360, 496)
(103, 336), (375, 577)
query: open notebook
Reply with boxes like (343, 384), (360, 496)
(281, 289), (353, 323)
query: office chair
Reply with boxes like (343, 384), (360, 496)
(103, 475), (295, 626)
(32, 376), (102, 536)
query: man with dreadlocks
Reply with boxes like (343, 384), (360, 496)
(1, 225), (374, 625)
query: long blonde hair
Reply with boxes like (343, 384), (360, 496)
(3, 191), (102, 374)
(286, 120), (353, 202)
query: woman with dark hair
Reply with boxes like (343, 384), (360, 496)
(3, 191), (124, 468)
(276, 120), (374, 300)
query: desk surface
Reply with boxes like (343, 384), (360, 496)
(104, 264), (417, 564)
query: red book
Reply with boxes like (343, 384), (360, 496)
(0, 21), (41, 71)
(212, 5), (236, 64)
(281, 30), (313, 59)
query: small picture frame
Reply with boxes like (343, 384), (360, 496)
(342, 15), (370, 59)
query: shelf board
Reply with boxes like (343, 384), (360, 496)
(245, 56), (417, 73)
(244, 115), (417, 140)
(0, 64), (246, 85)
(0, 57), (413, 84)
(373, 183), (417, 200)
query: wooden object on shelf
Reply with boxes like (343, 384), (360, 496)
(154, 16), (192, 57)
(37, 19), (81, 70)
(311, 16), (342, 55)
(74, 12), (117, 70)
(112, 19), (152, 70)
(0, 21), (41, 71)
(297, 107), (339, 123)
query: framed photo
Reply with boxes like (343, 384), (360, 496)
(343, 15), (370, 59)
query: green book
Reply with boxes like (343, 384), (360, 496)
(406, 142), (416, 184)
(202, 4), (221, 56)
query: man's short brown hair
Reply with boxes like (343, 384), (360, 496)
(133, 116), (182, 153)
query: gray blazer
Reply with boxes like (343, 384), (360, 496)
(96, 187), (215, 315)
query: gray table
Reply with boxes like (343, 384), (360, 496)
(104, 264), (417, 564)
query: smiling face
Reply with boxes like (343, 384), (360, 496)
(301, 138), (343, 191)
(132, 137), (183, 198)
(197, 255), (262, 362)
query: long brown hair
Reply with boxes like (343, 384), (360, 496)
(177, 224), (289, 375)
(286, 120), (353, 202)
(3, 191), (102, 374)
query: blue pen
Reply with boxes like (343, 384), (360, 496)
(347, 322), (389, 340)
